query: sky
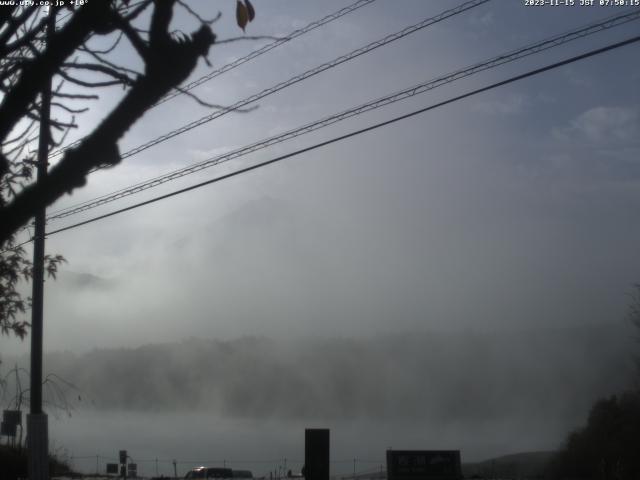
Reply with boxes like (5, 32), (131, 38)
(1, 0), (640, 355)
(2, 0), (640, 472)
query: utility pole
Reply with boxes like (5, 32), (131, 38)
(28, 6), (54, 480)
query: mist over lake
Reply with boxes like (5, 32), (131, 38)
(12, 323), (631, 477)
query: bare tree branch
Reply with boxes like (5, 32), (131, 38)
(2, 11), (48, 56)
(0, 6), (38, 52)
(122, 0), (155, 22)
(177, 1), (222, 26)
(81, 31), (125, 55)
(51, 102), (89, 115)
(78, 44), (143, 78)
(52, 91), (99, 100)
(61, 61), (137, 85)
(175, 85), (258, 113)
(0, 1), (217, 242)
(0, 1), (115, 142)
(112, 13), (149, 60)
(57, 69), (127, 88)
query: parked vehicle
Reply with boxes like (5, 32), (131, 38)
(185, 467), (234, 479)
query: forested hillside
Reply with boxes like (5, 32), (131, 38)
(6, 324), (633, 421)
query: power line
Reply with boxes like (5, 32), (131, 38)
(3, 8), (635, 253)
(155, 0), (378, 107)
(116, 0), (490, 160)
(48, 0), (491, 166)
(47, 0), (497, 219)
(43, 35), (640, 239)
(48, 0), (378, 159)
(45, 9), (640, 222)
(0, 237), (32, 255)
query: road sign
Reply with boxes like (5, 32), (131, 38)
(3, 410), (22, 426)
(386, 450), (462, 480)
(107, 463), (119, 474)
(1, 421), (17, 437)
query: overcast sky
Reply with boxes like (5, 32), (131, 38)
(2, 0), (640, 356)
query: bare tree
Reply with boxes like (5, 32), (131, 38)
(0, 0), (257, 336)
(1, 362), (84, 449)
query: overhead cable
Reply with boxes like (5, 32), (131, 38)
(48, 0), (378, 158)
(42, 34), (640, 238)
(48, 0), (491, 163)
(46, 8), (640, 222)
(155, 0), (378, 106)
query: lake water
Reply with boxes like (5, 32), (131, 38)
(48, 410), (569, 477)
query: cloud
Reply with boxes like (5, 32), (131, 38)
(555, 106), (640, 145)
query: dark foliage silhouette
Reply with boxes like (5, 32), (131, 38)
(548, 391), (640, 480)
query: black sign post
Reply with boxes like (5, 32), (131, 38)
(1, 410), (21, 437)
(3, 410), (22, 426)
(119, 450), (128, 479)
(386, 450), (462, 480)
(305, 429), (330, 480)
(1, 421), (17, 437)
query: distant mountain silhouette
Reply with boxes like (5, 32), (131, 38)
(462, 451), (554, 478)
(12, 323), (634, 421)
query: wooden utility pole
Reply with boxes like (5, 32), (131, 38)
(28, 6), (54, 480)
